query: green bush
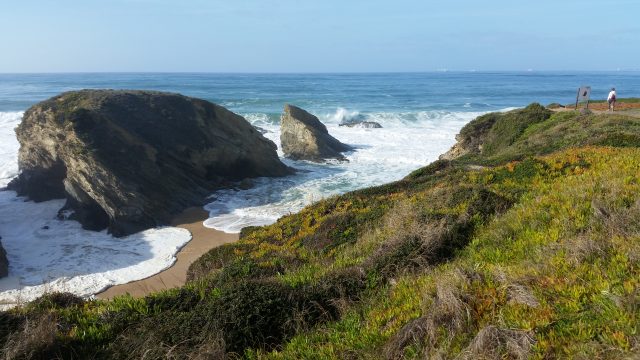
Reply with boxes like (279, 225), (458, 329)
(26, 292), (85, 312)
(187, 242), (248, 281)
(480, 103), (552, 155)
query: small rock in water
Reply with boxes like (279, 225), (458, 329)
(253, 125), (269, 134)
(339, 121), (382, 128)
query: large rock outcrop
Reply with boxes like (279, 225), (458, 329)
(0, 239), (7, 278)
(9, 90), (292, 236)
(280, 104), (352, 161)
(440, 103), (552, 161)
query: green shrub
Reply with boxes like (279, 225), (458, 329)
(187, 242), (248, 281)
(240, 225), (261, 239)
(145, 287), (201, 312)
(0, 311), (25, 349)
(301, 212), (356, 251)
(26, 292), (85, 312)
(481, 103), (552, 155)
(590, 132), (640, 147)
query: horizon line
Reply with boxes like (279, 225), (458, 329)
(1, 69), (639, 75)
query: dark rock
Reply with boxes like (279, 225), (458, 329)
(280, 104), (352, 162)
(0, 239), (7, 278)
(253, 125), (269, 134)
(339, 121), (382, 129)
(8, 90), (293, 237)
(237, 178), (253, 190)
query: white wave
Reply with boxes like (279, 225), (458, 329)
(325, 107), (366, 124)
(204, 109), (492, 233)
(0, 112), (22, 188)
(243, 113), (277, 127)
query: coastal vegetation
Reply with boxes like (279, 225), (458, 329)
(2, 103), (640, 359)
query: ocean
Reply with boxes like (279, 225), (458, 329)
(1, 71), (639, 306)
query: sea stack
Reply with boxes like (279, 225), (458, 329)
(280, 104), (352, 161)
(9, 90), (293, 236)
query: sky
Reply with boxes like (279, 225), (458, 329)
(0, 0), (638, 73)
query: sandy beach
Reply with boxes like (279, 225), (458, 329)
(97, 207), (238, 299)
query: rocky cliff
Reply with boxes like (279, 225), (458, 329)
(9, 90), (292, 236)
(440, 103), (552, 161)
(280, 104), (352, 161)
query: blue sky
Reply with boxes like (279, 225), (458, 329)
(1, 0), (638, 72)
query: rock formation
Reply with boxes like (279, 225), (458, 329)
(9, 90), (292, 236)
(440, 103), (552, 161)
(280, 104), (352, 161)
(0, 238), (7, 278)
(439, 132), (475, 161)
(339, 121), (382, 129)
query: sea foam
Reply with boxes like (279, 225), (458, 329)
(203, 109), (495, 233)
(0, 112), (22, 187)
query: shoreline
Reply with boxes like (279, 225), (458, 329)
(96, 207), (238, 299)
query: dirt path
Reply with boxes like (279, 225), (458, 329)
(551, 102), (640, 118)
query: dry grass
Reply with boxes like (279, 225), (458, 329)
(564, 195), (640, 265)
(112, 329), (228, 360)
(366, 200), (454, 279)
(427, 272), (472, 338)
(2, 315), (58, 360)
(493, 270), (539, 308)
(565, 234), (613, 265)
(457, 325), (535, 360)
(383, 316), (430, 359)
(384, 266), (540, 359)
(384, 269), (472, 359)
(367, 201), (422, 272)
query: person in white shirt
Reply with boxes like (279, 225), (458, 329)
(607, 88), (617, 112)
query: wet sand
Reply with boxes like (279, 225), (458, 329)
(96, 207), (238, 299)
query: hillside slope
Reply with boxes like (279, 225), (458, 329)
(2, 104), (639, 359)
